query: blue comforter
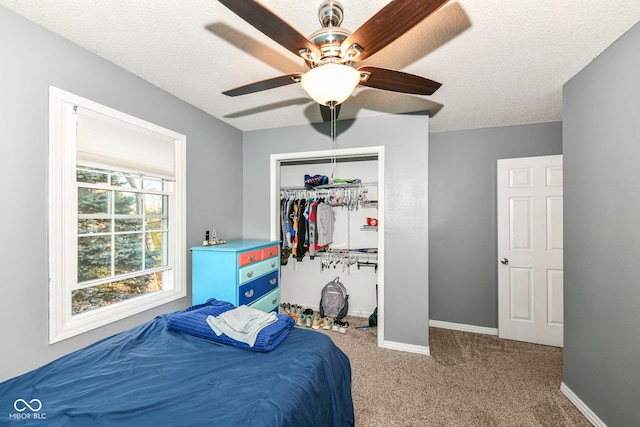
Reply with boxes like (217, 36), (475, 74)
(166, 298), (295, 352)
(0, 313), (354, 426)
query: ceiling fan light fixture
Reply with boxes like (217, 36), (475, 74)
(301, 63), (360, 106)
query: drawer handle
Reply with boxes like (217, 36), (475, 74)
(249, 256), (256, 261)
(246, 271), (254, 278)
(270, 278), (277, 285)
(271, 263), (276, 268)
(245, 289), (254, 298)
(271, 298), (277, 305)
(269, 251), (275, 256)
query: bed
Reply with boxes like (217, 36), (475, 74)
(0, 299), (354, 426)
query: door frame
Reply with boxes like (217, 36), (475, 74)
(269, 146), (386, 347)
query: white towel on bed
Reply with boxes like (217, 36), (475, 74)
(206, 305), (277, 347)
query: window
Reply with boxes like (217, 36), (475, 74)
(73, 169), (169, 315)
(49, 87), (186, 343)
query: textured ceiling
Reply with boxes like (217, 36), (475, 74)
(1, 0), (639, 132)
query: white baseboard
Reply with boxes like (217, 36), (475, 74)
(347, 309), (373, 319)
(560, 382), (606, 427)
(429, 319), (499, 336)
(383, 340), (430, 356)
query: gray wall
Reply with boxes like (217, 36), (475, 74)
(0, 7), (243, 381)
(563, 21), (640, 426)
(429, 123), (562, 328)
(242, 114), (430, 346)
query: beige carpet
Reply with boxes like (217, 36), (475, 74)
(315, 316), (590, 427)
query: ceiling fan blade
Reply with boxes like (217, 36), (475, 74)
(358, 66), (441, 95)
(218, 0), (321, 60)
(222, 74), (302, 97)
(342, 0), (449, 61)
(319, 104), (342, 122)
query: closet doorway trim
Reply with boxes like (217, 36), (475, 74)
(270, 146), (385, 348)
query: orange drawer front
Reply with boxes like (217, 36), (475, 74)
(261, 245), (279, 260)
(238, 249), (263, 266)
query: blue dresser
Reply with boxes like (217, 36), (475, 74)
(191, 240), (280, 312)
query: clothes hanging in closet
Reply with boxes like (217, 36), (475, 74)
(280, 195), (335, 262)
(294, 198), (308, 261)
(315, 202), (335, 248)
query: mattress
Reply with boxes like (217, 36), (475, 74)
(0, 312), (354, 426)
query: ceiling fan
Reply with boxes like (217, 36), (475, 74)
(218, 0), (449, 122)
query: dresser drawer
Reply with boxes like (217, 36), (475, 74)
(261, 245), (279, 260)
(238, 249), (262, 266)
(239, 258), (279, 285)
(249, 289), (280, 313)
(238, 270), (279, 305)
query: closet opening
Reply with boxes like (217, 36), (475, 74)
(269, 147), (385, 347)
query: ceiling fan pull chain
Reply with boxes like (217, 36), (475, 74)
(330, 102), (337, 176)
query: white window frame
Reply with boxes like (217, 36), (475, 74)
(48, 87), (187, 343)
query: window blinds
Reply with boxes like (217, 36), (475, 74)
(75, 107), (177, 180)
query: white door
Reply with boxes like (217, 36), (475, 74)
(497, 155), (563, 347)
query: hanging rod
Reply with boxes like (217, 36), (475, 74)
(320, 250), (378, 272)
(280, 184), (372, 210)
(320, 250), (378, 261)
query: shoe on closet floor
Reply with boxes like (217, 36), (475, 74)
(312, 316), (321, 329)
(331, 320), (341, 332)
(332, 320), (349, 333)
(323, 317), (333, 330)
(338, 321), (349, 334)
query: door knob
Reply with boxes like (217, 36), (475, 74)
(500, 258), (509, 265)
